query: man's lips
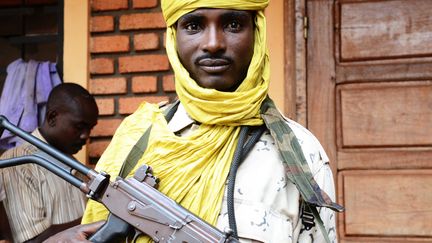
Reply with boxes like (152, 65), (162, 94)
(197, 58), (230, 73)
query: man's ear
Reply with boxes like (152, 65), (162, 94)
(46, 110), (58, 127)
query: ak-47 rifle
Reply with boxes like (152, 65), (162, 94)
(0, 115), (238, 243)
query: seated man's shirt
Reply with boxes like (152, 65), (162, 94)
(0, 129), (86, 243)
(0, 177), (4, 202)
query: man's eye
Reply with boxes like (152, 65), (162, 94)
(226, 21), (241, 31)
(185, 23), (200, 31)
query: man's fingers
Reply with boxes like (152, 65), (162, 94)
(42, 221), (106, 243)
(81, 220), (105, 235)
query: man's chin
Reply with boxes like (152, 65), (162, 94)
(196, 80), (236, 92)
(69, 146), (83, 155)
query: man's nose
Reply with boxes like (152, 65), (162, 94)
(202, 25), (226, 53)
(80, 129), (91, 140)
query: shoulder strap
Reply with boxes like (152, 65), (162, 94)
(118, 100), (180, 178)
(162, 99), (180, 122)
(261, 97), (343, 212)
(301, 201), (332, 243)
(261, 97), (342, 243)
(118, 126), (152, 178)
(309, 204), (332, 243)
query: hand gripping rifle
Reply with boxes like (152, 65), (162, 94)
(0, 116), (238, 243)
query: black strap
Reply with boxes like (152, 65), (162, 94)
(226, 125), (266, 238)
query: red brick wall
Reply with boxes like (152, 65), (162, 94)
(88, 0), (176, 165)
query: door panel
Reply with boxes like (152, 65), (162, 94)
(307, 0), (432, 241)
(340, 0), (432, 61)
(342, 170), (432, 237)
(338, 149), (432, 170)
(339, 82), (432, 147)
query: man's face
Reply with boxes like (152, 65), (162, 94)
(50, 99), (98, 155)
(176, 8), (255, 91)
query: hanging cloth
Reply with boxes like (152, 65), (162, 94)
(0, 59), (62, 151)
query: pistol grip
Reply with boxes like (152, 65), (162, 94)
(89, 213), (133, 243)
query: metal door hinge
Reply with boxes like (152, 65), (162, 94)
(303, 16), (308, 39)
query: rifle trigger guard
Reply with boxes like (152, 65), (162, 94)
(126, 229), (143, 243)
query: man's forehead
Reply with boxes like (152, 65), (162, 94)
(179, 8), (253, 19)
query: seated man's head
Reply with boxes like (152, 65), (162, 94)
(41, 83), (98, 155)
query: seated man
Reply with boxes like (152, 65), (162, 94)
(0, 83), (98, 243)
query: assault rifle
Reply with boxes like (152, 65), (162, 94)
(0, 115), (238, 243)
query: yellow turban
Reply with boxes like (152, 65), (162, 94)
(162, 0), (269, 27)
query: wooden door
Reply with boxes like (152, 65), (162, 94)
(306, 0), (432, 242)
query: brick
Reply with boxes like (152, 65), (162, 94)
(132, 76), (157, 93)
(95, 98), (115, 115)
(162, 74), (175, 92)
(90, 16), (114, 33)
(90, 58), (114, 74)
(134, 33), (159, 51)
(88, 140), (111, 158)
(119, 96), (169, 114)
(91, 35), (130, 53)
(132, 0), (157, 9)
(119, 13), (166, 30)
(92, 0), (128, 11)
(119, 55), (170, 73)
(89, 77), (127, 94)
(91, 118), (123, 137)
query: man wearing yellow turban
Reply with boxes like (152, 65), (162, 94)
(46, 0), (342, 242)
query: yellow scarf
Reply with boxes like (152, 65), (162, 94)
(148, 0), (270, 225)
